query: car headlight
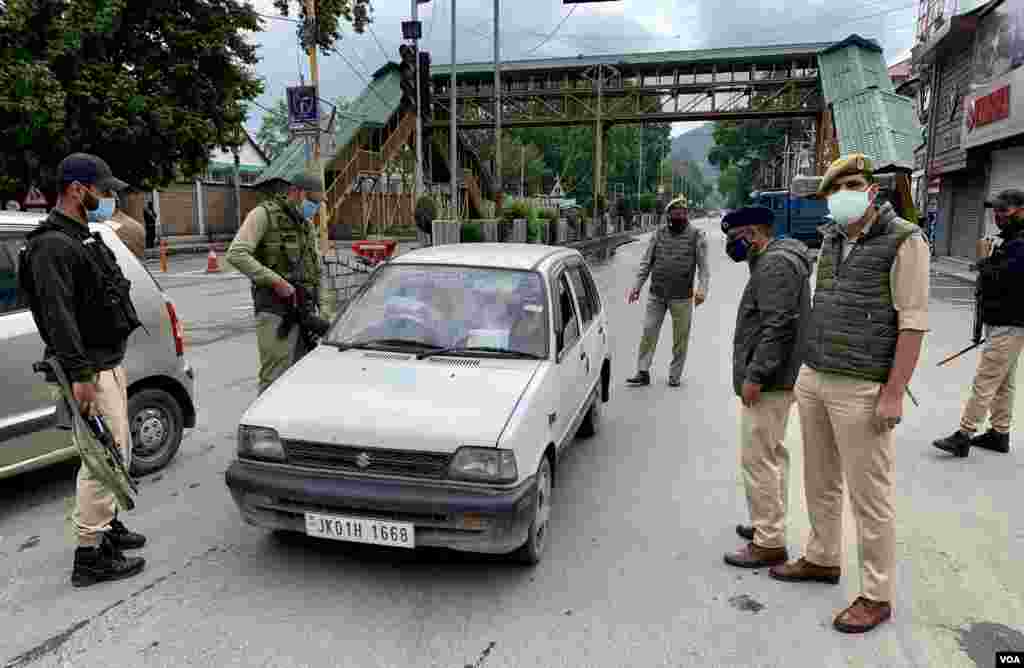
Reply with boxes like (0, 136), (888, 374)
(448, 447), (517, 484)
(237, 426), (285, 462)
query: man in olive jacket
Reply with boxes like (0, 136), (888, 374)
(720, 206), (812, 570)
(769, 154), (930, 634)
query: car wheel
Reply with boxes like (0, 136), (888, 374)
(513, 456), (553, 566)
(128, 388), (185, 476)
(576, 394), (602, 439)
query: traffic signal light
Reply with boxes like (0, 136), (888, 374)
(398, 44), (417, 113)
(418, 50), (431, 122)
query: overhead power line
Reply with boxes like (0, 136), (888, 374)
(523, 5), (578, 56)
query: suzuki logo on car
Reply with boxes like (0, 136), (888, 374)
(356, 452), (372, 469)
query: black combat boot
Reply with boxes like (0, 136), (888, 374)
(969, 429), (1010, 453)
(626, 370), (650, 386)
(107, 516), (147, 550)
(933, 430), (971, 458)
(71, 534), (145, 588)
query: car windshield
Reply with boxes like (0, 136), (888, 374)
(326, 264), (550, 359)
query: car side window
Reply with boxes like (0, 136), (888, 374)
(578, 264), (602, 318)
(0, 236), (28, 315)
(567, 266), (593, 328)
(554, 273), (580, 356)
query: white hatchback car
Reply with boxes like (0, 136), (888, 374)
(225, 243), (611, 564)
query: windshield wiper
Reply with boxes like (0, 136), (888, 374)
(416, 346), (543, 360)
(329, 338), (443, 352)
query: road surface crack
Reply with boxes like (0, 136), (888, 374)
(1, 545), (226, 668)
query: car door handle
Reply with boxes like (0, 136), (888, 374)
(580, 351), (587, 361)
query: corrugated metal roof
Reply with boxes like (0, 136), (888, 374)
(818, 39), (894, 104)
(333, 64), (403, 150)
(831, 88), (922, 171)
(432, 41), (835, 78)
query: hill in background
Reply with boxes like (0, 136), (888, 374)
(671, 123), (719, 182)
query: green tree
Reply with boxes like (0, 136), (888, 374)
(256, 99), (290, 162)
(0, 0), (263, 193)
(273, 0), (372, 52)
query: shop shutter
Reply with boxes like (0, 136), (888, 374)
(986, 147), (1024, 236)
(949, 171), (987, 260)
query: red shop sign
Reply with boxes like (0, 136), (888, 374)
(967, 85), (1011, 132)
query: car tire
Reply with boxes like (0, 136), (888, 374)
(512, 455), (552, 566)
(576, 394), (602, 439)
(128, 388), (185, 476)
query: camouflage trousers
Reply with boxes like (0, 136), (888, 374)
(256, 311), (304, 395)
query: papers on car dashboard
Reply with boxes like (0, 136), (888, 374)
(465, 329), (510, 349)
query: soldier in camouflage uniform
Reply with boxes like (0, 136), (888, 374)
(227, 169), (333, 395)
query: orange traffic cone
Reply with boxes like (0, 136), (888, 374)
(206, 245), (221, 273)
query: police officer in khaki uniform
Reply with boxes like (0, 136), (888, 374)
(769, 154), (930, 633)
(226, 169), (333, 395)
(933, 189), (1024, 457)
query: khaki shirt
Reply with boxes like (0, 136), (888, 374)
(107, 210), (146, 259)
(838, 217), (930, 332)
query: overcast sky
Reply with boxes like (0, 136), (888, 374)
(243, 0), (916, 140)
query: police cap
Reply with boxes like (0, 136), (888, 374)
(817, 153), (875, 195)
(720, 206), (775, 235)
(56, 153), (129, 193)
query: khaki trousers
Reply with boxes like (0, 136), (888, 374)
(794, 365), (895, 603)
(960, 331), (1024, 434)
(256, 312), (302, 395)
(636, 296), (693, 381)
(74, 366), (131, 547)
(740, 391), (794, 549)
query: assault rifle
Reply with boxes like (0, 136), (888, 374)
(937, 274), (986, 367)
(276, 280), (330, 356)
(33, 357), (138, 508)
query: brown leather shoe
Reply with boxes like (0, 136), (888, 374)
(724, 542), (788, 568)
(769, 557), (841, 584)
(833, 597), (892, 633)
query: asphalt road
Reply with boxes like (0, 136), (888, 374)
(1, 220), (1022, 668)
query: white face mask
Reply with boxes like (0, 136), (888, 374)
(826, 189), (872, 226)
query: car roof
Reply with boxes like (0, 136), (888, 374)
(390, 243), (579, 272)
(0, 211), (47, 230)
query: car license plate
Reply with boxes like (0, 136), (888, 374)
(304, 512), (415, 549)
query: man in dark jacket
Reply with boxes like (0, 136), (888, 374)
(933, 189), (1024, 457)
(21, 153), (147, 587)
(720, 206), (812, 570)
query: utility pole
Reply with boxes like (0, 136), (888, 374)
(494, 0), (502, 211)
(520, 144), (525, 197)
(412, 0), (423, 200)
(449, 0), (458, 220)
(303, 0), (325, 248)
(638, 122), (643, 198)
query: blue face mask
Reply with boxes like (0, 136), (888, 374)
(87, 197), (116, 222)
(725, 236), (752, 263)
(302, 198), (320, 221)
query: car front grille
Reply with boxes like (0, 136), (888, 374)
(282, 440), (452, 479)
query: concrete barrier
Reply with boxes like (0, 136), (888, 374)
(511, 219), (528, 243)
(432, 220), (461, 245)
(481, 220), (500, 242)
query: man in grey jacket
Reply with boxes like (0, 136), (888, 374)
(719, 207), (812, 569)
(626, 196), (710, 387)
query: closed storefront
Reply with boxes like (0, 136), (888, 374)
(948, 169), (988, 258)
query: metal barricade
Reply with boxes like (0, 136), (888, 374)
(321, 253), (374, 314)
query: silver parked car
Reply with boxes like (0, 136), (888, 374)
(0, 211), (197, 479)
